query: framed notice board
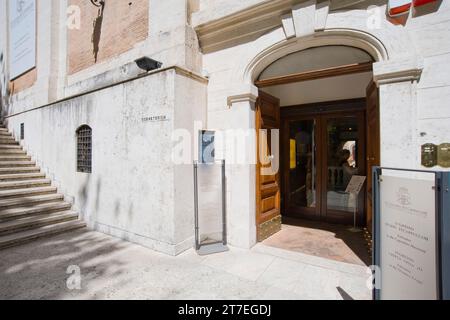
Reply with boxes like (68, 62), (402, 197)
(372, 167), (450, 300)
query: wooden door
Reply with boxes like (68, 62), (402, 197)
(256, 91), (281, 241)
(366, 81), (380, 231)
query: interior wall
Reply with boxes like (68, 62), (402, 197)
(262, 72), (373, 106)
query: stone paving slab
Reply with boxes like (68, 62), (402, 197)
(0, 229), (372, 300)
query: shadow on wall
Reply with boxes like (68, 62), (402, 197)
(79, 174), (91, 220)
(91, 1), (106, 63)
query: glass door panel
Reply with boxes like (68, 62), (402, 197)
(282, 109), (366, 224)
(287, 119), (318, 216)
(325, 116), (360, 215)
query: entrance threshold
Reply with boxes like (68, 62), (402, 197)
(261, 217), (371, 266)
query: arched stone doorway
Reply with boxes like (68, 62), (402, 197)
(254, 44), (378, 243)
(223, 26), (422, 250)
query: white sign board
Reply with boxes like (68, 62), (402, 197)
(345, 175), (366, 194)
(9, 0), (36, 80)
(379, 175), (438, 300)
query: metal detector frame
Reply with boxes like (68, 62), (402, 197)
(193, 160), (228, 254)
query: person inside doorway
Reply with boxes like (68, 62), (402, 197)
(342, 140), (356, 168)
(339, 148), (358, 188)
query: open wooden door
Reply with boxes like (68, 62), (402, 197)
(366, 81), (380, 232)
(256, 91), (281, 241)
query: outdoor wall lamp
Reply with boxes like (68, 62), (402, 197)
(90, 0), (105, 8)
(134, 57), (163, 72)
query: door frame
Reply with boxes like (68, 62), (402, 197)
(280, 98), (367, 225)
(366, 81), (380, 230)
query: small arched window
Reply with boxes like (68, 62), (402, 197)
(76, 125), (92, 173)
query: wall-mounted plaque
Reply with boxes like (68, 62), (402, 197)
(421, 143), (437, 168)
(379, 173), (438, 299)
(438, 143), (450, 168)
(198, 130), (215, 164)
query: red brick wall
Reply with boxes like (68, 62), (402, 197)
(68, 0), (149, 75)
(9, 68), (37, 94)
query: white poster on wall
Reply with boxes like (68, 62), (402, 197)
(9, 0), (36, 80)
(379, 174), (438, 300)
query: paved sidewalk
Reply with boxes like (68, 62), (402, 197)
(0, 230), (371, 300)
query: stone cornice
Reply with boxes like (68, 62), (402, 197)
(227, 93), (259, 107)
(227, 84), (259, 107)
(3, 65), (208, 119)
(173, 66), (209, 85)
(193, 0), (292, 30)
(194, 0), (300, 53)
(192, 0), (371, 52)
(373, 58), (424, 86)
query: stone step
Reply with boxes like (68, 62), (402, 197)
(0, 149), (27, 155)
(0, 136), (16, 141)
(0, 145), (22, 150)
(0, 201), (71, 221)
(0, 220), (86, 250)
(0, 141), (19, 146)
(0, 172), (46, 182)
(0, 129), (85, 248)
(0, 193), (64, 210)
(0, 133), (13, 139)
(0, 186), (57, 199)
(0, 155), (31, 161)
(0, 211), (78, 236)
(0, 179), (51, 190)
(0, 167), (40, 174)
(0, 161), (36, 168)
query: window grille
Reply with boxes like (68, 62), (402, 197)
(77, 125), (92, 173)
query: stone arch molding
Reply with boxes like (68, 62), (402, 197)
(226, 19), (423, 105)
(243, 28), (389, 84)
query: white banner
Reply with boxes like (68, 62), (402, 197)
(380, 174), (438, 300)
(9, 0), (36, 80)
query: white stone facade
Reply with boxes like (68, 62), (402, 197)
(193, 0), (450, 249)
(0, 0), (449, 254)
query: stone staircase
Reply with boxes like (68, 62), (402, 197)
(0, 124), (86, 249)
